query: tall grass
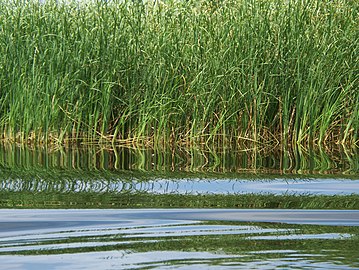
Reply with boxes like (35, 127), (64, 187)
(0, 0), (357, 148)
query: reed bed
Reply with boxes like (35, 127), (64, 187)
(0, 0), (358, 149)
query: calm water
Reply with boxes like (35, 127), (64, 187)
(1, 209), (359, 269)
(0, 145), (358, 269)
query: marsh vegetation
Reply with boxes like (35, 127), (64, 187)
(0, 0), (357, 149)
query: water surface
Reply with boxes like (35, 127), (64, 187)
(0, 144), (358, 269)
(1, 209), (359, 269)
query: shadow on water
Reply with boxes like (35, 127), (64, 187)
(0, 144), (358, 269)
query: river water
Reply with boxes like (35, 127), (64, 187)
(0, 145), (358, 269)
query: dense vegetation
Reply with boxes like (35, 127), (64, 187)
(0, 0), (357, 148)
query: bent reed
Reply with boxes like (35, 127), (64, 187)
(0, 0), (358, 149)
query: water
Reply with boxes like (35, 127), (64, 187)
(1, 209), (359, 269)
(0, 145), (358, 269)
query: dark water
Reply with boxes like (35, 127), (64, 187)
(0, 145), (358, 269)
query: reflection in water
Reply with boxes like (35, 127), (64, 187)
(0, 143), (357, 173)
(2, 176), (359, 195)
(1, 168), (359, 209)
(1, 250), (357, 270)
(0, 144), (358, 269)
(0, 209), (358, 270)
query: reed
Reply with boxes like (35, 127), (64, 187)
(0, 0), (357, 149)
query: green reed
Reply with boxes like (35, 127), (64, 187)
(0, 0), (357, 148)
